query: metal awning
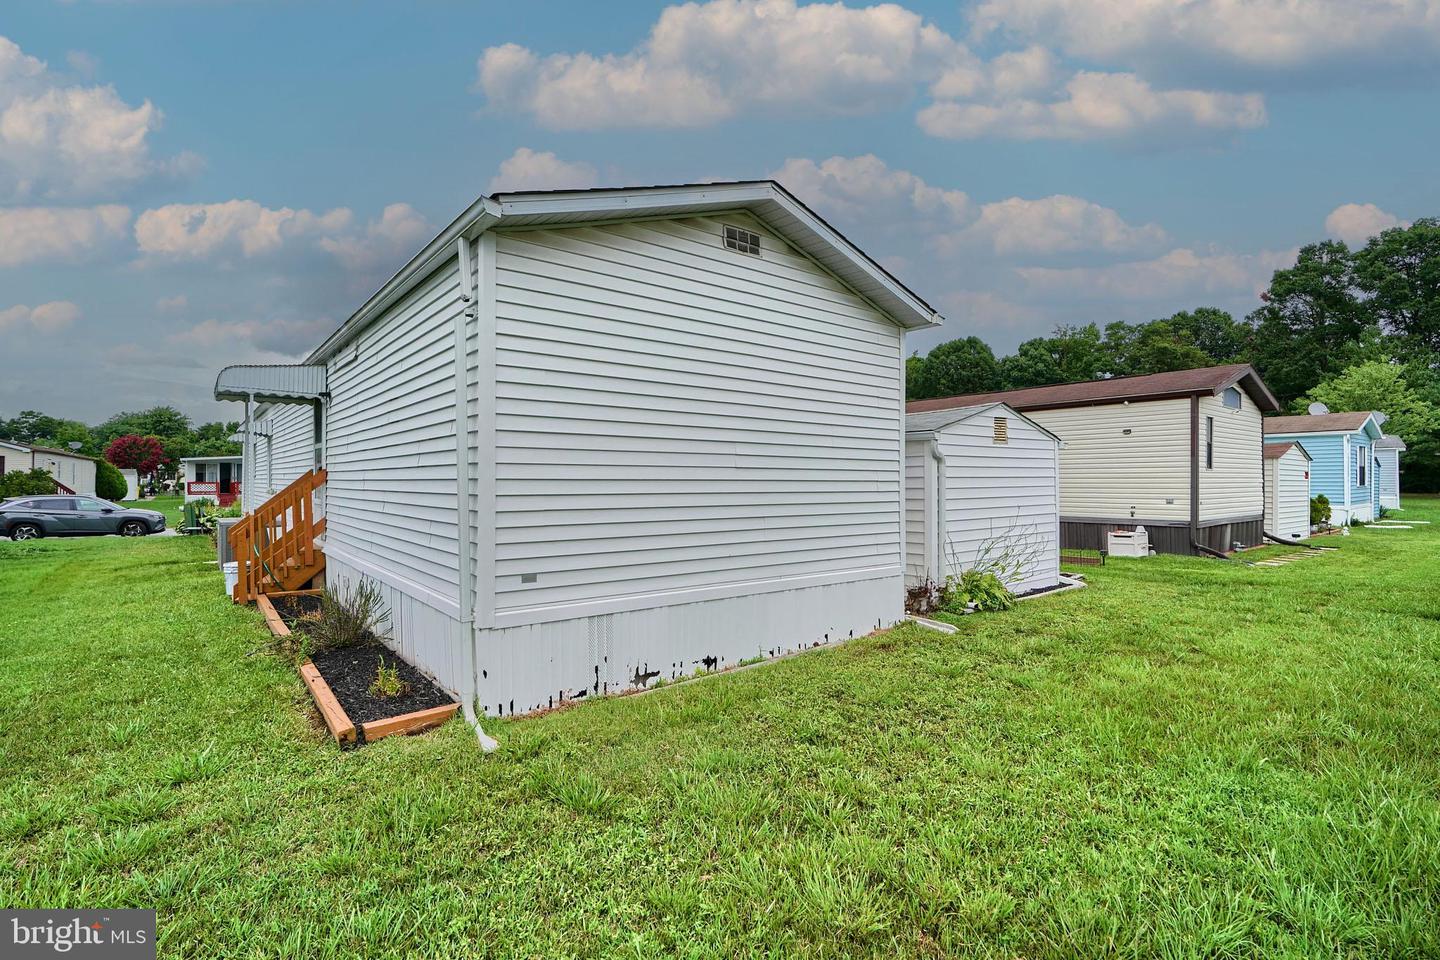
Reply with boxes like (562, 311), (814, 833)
(214, 364), (327, 404)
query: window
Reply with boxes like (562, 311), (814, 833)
(75, 498), (104, 512)
(723, 224), (761, 256)
(1357, 446), (1367, 486)
(1205, 416), (1214, 469)
(1221, 387), (1242, 410)
(38, 498), (74, 511)
(993, 416), (1008, 443)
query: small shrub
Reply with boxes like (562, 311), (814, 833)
(0, 468), (61, 499)
(942, 569), (1015, 614)
(905, 577), (947, 615)
(95, 460), (128, 500)
(368, 658), (409, 699)
(1310, 494), (1332, 528)
(305, 577), (391, 652)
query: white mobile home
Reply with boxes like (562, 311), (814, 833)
(908, 365), (1280, 556)
(1375, 435), (1405, 510)
(904, 403), (1061, 593)
(216, 181), (941, 720)
(0, 441), (97, 496)
(180, 455), (243, 506)
(1263, 441), (1311, 540)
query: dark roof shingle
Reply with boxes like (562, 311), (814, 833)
(906, 364), (1278, 414)
(1263, 412), (1377, 434)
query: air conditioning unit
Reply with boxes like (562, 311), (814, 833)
(1107, 526), (1151, 558)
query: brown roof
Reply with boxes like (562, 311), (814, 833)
(1263, 441), (1310, 460)
(906, 364), (1279, 414)
(1263, 412), (1377, 434)
(4, 441), (94, 460)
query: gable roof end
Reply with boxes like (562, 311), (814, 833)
(905, 402), (1063, 444)
(1263, 411), (1382, 436)
(305, 180), (942, 365)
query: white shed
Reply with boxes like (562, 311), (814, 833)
(1375, 434), (1405, 510)
(216, 180), (943, 724)
(1263, 441), (1311, 540)
(904, 403), (1062, 594)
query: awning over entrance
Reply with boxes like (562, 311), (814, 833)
(214, 364), (327, 404)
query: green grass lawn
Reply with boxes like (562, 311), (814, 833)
(2, 501), (1438, 958)
(119, 494), (185, 527)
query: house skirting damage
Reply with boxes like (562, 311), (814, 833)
(1060, 517), (1265, 556)
(326, 549), (902, 717)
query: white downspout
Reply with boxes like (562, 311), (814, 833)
(1343, 435), (1351, 523)
(455, 236), (499, 753)
(928, 438), (946, 581)
(243, 393), (254, 513)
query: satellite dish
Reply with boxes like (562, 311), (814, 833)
(1373, 411), (1389, 427)
(1307, 402), (1330, 416)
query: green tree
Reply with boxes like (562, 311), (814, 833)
(1299, 362), (1440, 492)
(1247, 241), (1380, 406)
(998, 324), (1110, 389)
(95, 459), (129, 500)
(1353, 218), (1440, 354)
(1165, 307), (1249, 363)
(908, 336), (1002, 401)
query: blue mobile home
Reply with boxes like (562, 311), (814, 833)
(1263, 412), (1385, 524)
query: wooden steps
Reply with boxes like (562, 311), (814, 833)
(228, 469), (327, 604)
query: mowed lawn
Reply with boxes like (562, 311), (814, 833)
(2, 505), (1439, 959)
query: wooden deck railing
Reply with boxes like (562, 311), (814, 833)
(227, 468), (327, 604)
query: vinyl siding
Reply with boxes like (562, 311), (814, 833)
(903, 440), (928, 582)
(1267, 432), (1350, 519)
(242, 403), (314, 513)
(488, 213), (903, 619)
(323, 258), (463, 605)
(1198, 393), (1263, 521)
(934, 412), (1060, 593)
(1028, 399), (1191, 522)
(1378, 448), (1401, 508)
(1265, 449), (1310, 539)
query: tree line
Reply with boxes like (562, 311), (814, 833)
(0, 406), (241, 490)
(908, 218), (1440, 492)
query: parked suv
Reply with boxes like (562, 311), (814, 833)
(0, 496), (167, 541)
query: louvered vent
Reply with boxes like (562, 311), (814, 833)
(723, 224), (761, 256)
(993, 416), (1009, 443)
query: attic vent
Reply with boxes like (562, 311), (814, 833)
(993, 416), (1008, 444)
(723, 224), (761, 256)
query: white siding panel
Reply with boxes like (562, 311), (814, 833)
(1029, 400), (1190, 522)
(324, 259), (463, 603)
(1266, 449), (1310, 540)
(936, 413), (1060, 593)
(475, 573), (902, 716)
(491, 214), (903, 618)
(1198, 393), (1263, 522)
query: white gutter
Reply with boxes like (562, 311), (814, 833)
(928, 438), (947, 581)
(453, 236), (499, 753)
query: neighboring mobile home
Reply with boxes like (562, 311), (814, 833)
(1263, 412), (1384, 524)
(180, 455), (243, 506)
(216, 181), (942, 719)
(1375, 434), (1405, 511)
(904, 403), (1061, 593)
(1263, 441), (1311, 540)
(0, 441), (97, 496)
(907, 365), (1281, 556)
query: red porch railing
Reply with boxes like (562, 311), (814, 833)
(187, 481), (242, 506)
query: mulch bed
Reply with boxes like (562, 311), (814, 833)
(308, 640), (455, 726)
(271, 593), (323, 631)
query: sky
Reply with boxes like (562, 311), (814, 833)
(3, 0), (1438, 426)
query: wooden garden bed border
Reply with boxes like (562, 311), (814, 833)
(253, 592), (457, 746)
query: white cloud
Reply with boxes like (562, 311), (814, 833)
(971, 0), (1440, 74)
(954, 194), (1166, 255)
(0, 300), (81, 334)
(488, 147), (599, 193)
(476, 0), (965, 129)
(919, 71), (1265, 140)
(772, 154), (972, 224)
(318, 203), (431, 272)
(0, 34), (188, 200)
(155, 294), (188, 312)
(0, 204), (130, 267)
(171, 314), (337, 356)
(134, 200), (353, 260)
(1016, 246), (1296, 301)
(940, 290), (1044, 332)
(1325, 203), (1408, 247)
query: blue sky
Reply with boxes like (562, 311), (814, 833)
(3, 0), (1437, 424)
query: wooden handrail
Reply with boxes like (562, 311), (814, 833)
(228, 468), (327, 603)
